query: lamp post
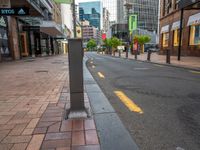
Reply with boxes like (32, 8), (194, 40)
(124, 2), (132, 59)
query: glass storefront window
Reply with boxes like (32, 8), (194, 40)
(162, 33), (169, 47)
(173, 29), (179, 46)
(189, 24), (200, 46)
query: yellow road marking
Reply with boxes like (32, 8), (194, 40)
(190, 70), (200, 74)
(114, 91), (143, 114)
(92, 65), (95, 69)
(98, 72), (105, 78)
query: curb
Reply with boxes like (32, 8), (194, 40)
(98, 53), (200, 72)
(83, 55), (139, 150)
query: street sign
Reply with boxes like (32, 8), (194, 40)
(22, 26), (40, 31)
(129, 14), (137, 32)
(0, 7), (29, 16)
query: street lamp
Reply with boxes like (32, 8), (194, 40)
(124, 2), (132, 58)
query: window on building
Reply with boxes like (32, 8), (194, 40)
(162, 32), (169, 47)
(189, 24), (200, 46)
(173, 29), (180, 46)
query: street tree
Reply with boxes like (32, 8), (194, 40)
(110, 37), (122, 55)
(87, 39), (97, 51)
(103, 38), (112, 54)
(133, 35), (151, 53)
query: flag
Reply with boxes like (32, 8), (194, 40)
(129, 14), (137, 32)
(54, 0), (73, 4)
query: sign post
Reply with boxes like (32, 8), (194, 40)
(68, 39), (87, 118)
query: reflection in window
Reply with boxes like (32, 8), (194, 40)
(190, 24), (200, 46)
(173, 29), (180, 46)
(162, 33), (169, 47)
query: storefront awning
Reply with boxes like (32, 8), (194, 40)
(171, 21), (180, 30)
(187, 12), (200, 26)
(40, 21), (63, 37)
(160, 25), (169, 33)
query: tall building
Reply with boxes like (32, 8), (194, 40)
(81, 20), (100, 44)
(79, 1), (102, 30)
(103, 8), (110, 33)
(102, 0), (117, 22)
(159, 0), (200, 56)
(117, 0), (159, 32)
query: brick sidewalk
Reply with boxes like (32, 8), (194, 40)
(114, 52), (200, 70)
(0, 55), (100, 150)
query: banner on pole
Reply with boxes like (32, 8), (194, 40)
(54, 0), (73, 4)
(129, 14), (137, 32)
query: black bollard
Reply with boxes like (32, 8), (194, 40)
(147, 50), (152, 61)
(135, 50), (137, 60)
(166, 49), (171, 64)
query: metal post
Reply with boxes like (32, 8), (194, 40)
(147, 50), (151, 61)
(68, 39), (87, 118)
(73, 0), (76, 38)
(166, 49), (171, 64)
(119, 50), (121, 57)
(178, 9), (184, 61)
(126, 8), (130, 59)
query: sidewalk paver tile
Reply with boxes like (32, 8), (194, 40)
(72, 145), (100, 150)
(84, 120), (96, 130)
(45, 132), (71, 140)
(72, 120), (84, 131)
(2, 135), (32, 143)
(60, 120), (72, 132)
(85, 130), (99, 145)
(11, 143), (28, 150)
(41, 139), (71, 149)
(47, 122), (61, 133)
(26, 134), (45, 150)
(72, 131), (85, 146)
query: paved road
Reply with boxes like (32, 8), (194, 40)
(85, 52), (200, 150)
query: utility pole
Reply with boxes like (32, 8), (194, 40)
(124, 2), (132, 59)
(73, 0), (76, 38)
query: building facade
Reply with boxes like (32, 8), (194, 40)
(103, 8), (110, 33)
(160, 0), (200, 56)
(79, 1), (102, 30)
(119, 0), (159, 32)
(0, 0), (65, 62)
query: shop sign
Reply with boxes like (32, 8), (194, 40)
(0, 7), (29, 16)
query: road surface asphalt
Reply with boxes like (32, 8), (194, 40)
(86, 52), (200, 150)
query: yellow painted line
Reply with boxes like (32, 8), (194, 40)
(114, 91), (143, 114)
(92, 65), (96, 69)
(190, 70), (200, 74)
(98, 72), (105, 78)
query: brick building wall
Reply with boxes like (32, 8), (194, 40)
(159, 0), (200, 57)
